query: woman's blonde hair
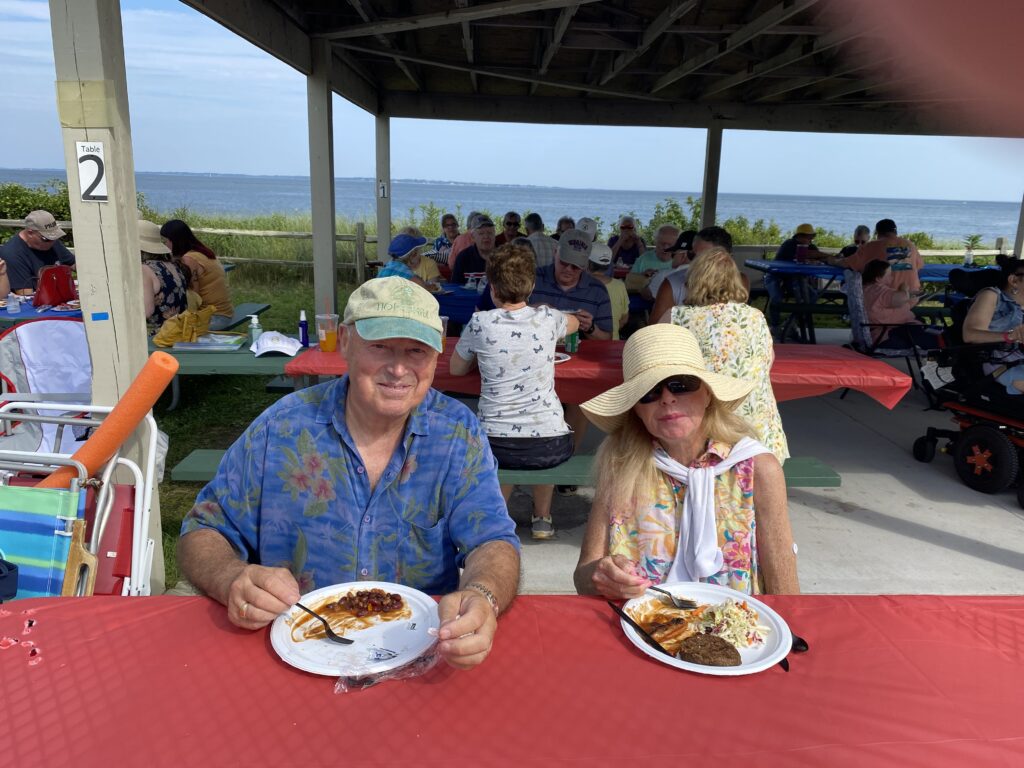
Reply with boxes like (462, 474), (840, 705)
(591, 388), (756, 520)
(684, 247), (748, 306)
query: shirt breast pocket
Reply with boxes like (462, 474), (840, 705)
(398, 506), (452, 592)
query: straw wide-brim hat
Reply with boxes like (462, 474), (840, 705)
(580, 324), (754, 433)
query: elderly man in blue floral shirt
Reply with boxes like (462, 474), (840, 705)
(178, 277), (521, 669)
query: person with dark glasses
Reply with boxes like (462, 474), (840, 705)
(495, 212), (525, 246)
(573, 324), (800, 599)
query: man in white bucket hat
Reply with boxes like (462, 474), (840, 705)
(573, 324), (799, 599)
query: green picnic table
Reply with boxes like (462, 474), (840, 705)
(153, 342), (310, 408)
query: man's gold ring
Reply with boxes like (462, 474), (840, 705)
(240, 601), (250, 619)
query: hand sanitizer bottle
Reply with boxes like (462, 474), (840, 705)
(248, 315), (263, 345)
(298, 310), (309, 347)
(963, 246), (974, 267)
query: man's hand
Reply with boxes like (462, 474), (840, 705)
(591, 554), (651, 600)
(643, 269), (657, 278)
(574, 309), (594, 334)
(225, 565), (301, 630)
(436, 589), (497, 670)
(0, 260), (7, 275)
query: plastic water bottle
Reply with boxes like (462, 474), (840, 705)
(963, 246), (974, 267)
(6, 293), (19, 315)
(298, 310), (309, 347)
(248, 315), (263, 345)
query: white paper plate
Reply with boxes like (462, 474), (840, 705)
(620, 582), (791, 676)
(553, 352), (571, 364)
(271, 581), (439, 677)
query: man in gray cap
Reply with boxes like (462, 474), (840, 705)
(0, 210), (75, 294)
(529, 229), (613, 341)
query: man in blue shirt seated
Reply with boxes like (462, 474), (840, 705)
(0, 210), (75, 294)
(529, 229), (613, 341)
(178, 277), (521, 669)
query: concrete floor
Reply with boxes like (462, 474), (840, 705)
(507, 346), (1024, 596)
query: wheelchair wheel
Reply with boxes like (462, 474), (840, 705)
(953, 425), (1019, 494)
(1018, 480), (1024, 510)
(912, 436), (936, 463)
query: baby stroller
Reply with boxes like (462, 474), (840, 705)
(912, 268), (1023, 508)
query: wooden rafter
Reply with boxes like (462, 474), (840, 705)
(335, 41), (669, 101)
(599, 1), (698, 85)
(345, 0), (422, 90)
(320, 0), (601, 40)
(650, 0), (819, 94)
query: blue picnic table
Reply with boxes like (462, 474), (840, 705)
(0, 303), (82, 327)
(433, 283), (481, 324)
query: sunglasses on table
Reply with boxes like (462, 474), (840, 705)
(637, 375), (703, 404)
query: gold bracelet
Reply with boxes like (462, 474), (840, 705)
(465, 582), (500, 617)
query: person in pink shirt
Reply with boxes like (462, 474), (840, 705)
(448, 211), (483, 269)
(839, 218), (924, 293)
(861, 260), (940, 349)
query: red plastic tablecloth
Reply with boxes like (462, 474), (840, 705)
(3, 594), (1022, 766)
(286, 341), (911, 408)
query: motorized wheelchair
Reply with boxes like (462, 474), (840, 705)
(912, 267), (1024, 509)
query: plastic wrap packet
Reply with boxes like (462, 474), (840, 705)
(333, 640), (440, 694)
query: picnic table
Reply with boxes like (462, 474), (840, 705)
(285, 340), (912, 408)
(433, 283), (481, 325)
(4, 593), (1021, 766)
(0, 304), (82, 327)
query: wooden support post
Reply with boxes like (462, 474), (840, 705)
(1015, 191), (1024, 257)
(307, 38), (338, 310)
(355, 222), (366, 284)
(701, 125), (722, 231)
(48, 0), (162, 593)
(375, 115), (392, 262)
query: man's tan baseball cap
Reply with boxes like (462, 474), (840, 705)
(342, 277), (443, 352)
(23, 210), (66, 240)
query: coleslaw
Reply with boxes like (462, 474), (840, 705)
(698, 599), (771, 647)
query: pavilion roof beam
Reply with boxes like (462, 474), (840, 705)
(650, 0), (820, 94)
(335, 41), (669, 101)
(471, 19), (824, 35)
(699, 23), (861, 98)
(454, 1), (478, 92)
(346, 0), (423, 91)
(320, 0), (601, 40)
(529, 4), (578, 95)
(598, 1), (698, 85)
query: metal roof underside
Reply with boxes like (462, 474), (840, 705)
(181, 0), (1015, 138)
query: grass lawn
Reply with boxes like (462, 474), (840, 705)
(155, 263), (354, 587)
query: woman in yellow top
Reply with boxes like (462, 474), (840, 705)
(160, 219), (234, 330)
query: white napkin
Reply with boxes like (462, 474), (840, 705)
(654, 436), (770, 582)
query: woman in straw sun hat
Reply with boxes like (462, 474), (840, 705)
(573, 324), (799, 598)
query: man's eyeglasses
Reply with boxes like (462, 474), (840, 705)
(637, 375), (702, 404)
(558, 260), (583, 272)
(505, 220), (520, 227)
(620, 224), (634, 230)
(854, 240), (867, 245)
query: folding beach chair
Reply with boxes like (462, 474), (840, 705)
(0, 403), (159, 599)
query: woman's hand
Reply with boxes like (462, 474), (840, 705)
(591, 554), (652, 600)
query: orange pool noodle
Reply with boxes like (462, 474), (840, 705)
(37, 352), (179, 489)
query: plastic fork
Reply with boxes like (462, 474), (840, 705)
(647, 586), (699, 610)
(294, 602), (353, 645)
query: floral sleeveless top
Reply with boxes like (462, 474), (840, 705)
(607, 440), (762, 595)
(145, 260), (189, 326)
(671, 302), (789, 461)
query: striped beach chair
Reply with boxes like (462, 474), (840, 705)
(0, 481), (90, 599)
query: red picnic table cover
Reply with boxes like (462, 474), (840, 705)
(286, 341), (912, 408)
(4, 594), (1022, 766)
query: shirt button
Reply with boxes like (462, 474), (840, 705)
(363, 515), (371, 524)
(360, 568), (369, 576)
(356, 466), (365, 474)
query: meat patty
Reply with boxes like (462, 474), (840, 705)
(677, 633), (741, 666)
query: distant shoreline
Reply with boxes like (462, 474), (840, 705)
(2, 167), (1016, 206)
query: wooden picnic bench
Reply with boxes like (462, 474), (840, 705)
(170, 449), (841, 488)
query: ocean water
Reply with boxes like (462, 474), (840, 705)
(2, 167), (1019, 244)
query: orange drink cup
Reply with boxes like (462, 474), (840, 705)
(316, 313), (339, 352)
(439, 315), (449, 352)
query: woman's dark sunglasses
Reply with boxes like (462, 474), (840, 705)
(638, 375), (703, 404)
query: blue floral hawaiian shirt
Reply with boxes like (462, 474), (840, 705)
(377, 259), (415, 279)
(181, 377), (519, 594)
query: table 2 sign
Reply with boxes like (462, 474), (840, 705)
(75, 141), (108, 202)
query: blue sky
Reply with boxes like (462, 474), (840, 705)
(2, 0), (1022, 202)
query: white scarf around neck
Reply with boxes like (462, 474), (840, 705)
(654, 436), (770, 583)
